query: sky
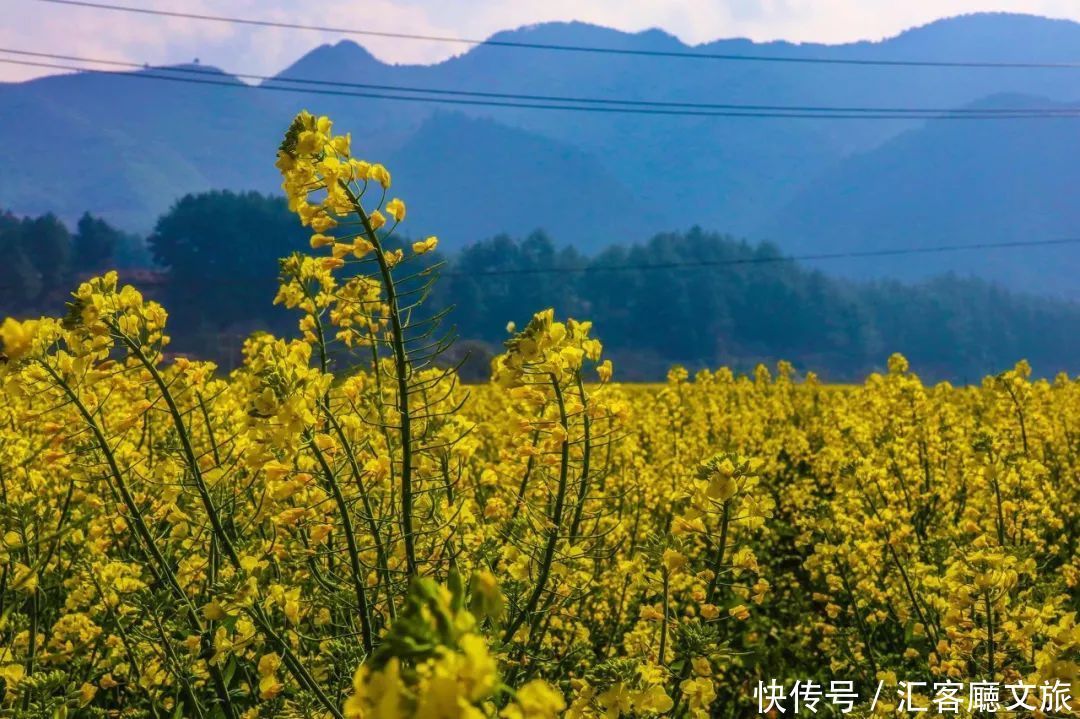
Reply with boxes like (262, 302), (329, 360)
(3, 0), (1080, 82)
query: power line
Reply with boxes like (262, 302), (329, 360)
(1, 238), (1077, 292)
(441, 237), (1080, 276)
(5, 236), (1080, 289)
(32, 0), (1080, 70)
(4, 55), (1080, 120)
(4, 47), (1079, 116)
(0, 235), (1071, 293)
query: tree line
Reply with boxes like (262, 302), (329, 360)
(0, 210), (147, 310)
(4, 191), (1079, 382)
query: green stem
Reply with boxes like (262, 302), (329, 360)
(323, 403), (395, 621)
(708, 501), (731, 603)
(349, 186), (416, 577)
(310, 438), (374, 654)
(113, 329), (241, 569)
(985, 592), (996, 680)
(567, 374), (592, 542)
(658, 568), (670, 667)
(503, 373), (572, 644)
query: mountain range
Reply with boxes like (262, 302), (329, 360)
(2, 12), (1079, 296)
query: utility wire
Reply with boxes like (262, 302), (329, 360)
(3, 47), (1079, 116)
(4, 56), (1080, 120)
(2, 237), (1079, 290)
(440, 237), (1080, 276)
(32, 0), (1080, 70)
(2, 238), (1077, 292)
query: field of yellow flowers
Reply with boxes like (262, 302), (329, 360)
(0, 112), (1076, 718)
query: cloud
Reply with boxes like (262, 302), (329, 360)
(3, 0), (1079, 83)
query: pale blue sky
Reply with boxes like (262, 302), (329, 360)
(4, 0), (1080, 82)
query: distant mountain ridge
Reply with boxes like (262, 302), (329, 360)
(1, 12), (1080, 295)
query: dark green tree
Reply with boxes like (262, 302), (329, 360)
(19, 213), (71, 299)
(149, 190), (305, 331)
(435, 231), (584, 341)
(0, 212), (40, 309)
(73, 212), (119, 272)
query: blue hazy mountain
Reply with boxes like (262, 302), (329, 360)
(1, 12), (1079, 291)
(384, 113), (665, 246)
(763, 93), (1080, 296)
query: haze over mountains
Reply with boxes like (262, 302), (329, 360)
(2, 12), (1079, 295)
